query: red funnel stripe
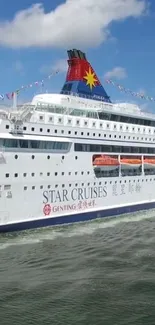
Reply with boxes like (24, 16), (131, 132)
(66, 58), (100, 86)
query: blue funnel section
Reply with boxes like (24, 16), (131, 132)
(60, 49), (111, 103)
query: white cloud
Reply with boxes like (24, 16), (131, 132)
(0, 0), (147, 48)
(40, 58), (67, 74)
(104, 66), (127, 80)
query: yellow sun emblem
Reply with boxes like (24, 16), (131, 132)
(83, 67), (97, 90)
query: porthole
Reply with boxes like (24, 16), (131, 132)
(47, 155), (50, 159)
(32, 155), (35, 159)
(15, 155), (18, 159)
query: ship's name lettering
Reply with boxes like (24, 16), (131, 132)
(43, 186), (107, 204)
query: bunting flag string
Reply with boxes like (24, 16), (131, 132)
(105, 79), (155, 102)
(0, 70), (59, 101)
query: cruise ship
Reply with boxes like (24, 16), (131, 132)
(1, 48), (155, 233)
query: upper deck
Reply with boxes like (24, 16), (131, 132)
(0, 92), (154, 128)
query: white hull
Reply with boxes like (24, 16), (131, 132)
(0, 145), (154, 232)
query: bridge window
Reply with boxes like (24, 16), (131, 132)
(74, 143), (155, 154)
(1, 138), (70, 152)
(98, 111), (155, 127)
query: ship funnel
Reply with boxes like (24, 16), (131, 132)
(61, 49), (111, 102)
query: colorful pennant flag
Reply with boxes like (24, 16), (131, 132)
(0, 70), (59, 101)
(105, 79), (155, 102)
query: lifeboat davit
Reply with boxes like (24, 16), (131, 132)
(120, 158), (142, 170)
(93, 155), (119, 171)
(144, 158), (155, 169)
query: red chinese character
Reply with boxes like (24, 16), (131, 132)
(82, 201), (88, 209)
(77, 201), (82, 209)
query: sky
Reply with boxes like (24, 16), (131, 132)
(0, 0), (154, 111)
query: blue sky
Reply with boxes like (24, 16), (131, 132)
(0, 0), (154, 111)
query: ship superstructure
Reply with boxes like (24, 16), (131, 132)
(0, 49), (155, 232)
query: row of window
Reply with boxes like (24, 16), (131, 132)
(94, 168), (155, 178)
(7, 122), (155, 135)
(38, 111), (155, 127)
(2, 139), (70, 151)
(20, 177), (155, 190)
(98, 112), (155, 127)
(13, 154), (67, 160)
(5, 171), (91, 178)
(38, 108), (155, 127)
(75, 143), (155, 154)
(2, 177), (155, 194)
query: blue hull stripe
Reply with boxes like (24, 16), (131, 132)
(1, 201), (155, 233)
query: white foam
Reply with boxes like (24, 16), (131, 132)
(0, 210), (154, 250)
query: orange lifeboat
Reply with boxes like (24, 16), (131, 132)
(120, 158), (142, 170)
(144, 158), (155, 169)
(93, 155), (119, 171)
